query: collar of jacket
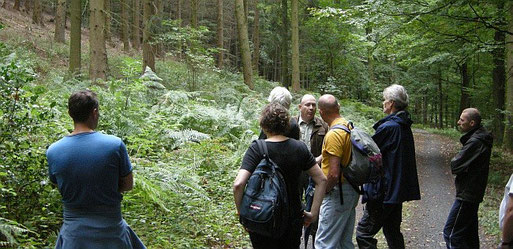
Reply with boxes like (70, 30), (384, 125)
(297, 116), (324, 128)
(460, 125), (493, 147)
(373, 110), (412, 130)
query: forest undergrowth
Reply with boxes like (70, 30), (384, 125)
(0, 15), (510, 248)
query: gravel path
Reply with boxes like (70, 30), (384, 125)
(303, 129), (495, 249)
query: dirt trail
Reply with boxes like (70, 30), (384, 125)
(401, 130), (495, 248)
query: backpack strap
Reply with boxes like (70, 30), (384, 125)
(256, 139), (275, 174)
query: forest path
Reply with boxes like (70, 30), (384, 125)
(303, 129), (496, 249)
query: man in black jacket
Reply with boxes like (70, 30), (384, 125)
(443, 108), (493, 249)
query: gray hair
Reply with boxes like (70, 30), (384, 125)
(268, 87), (292, 109)
(383, 84), (409, 111)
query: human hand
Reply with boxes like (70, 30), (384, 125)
(303, 211), (317, 227)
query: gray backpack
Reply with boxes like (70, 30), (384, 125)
(330, 123), (383, 203)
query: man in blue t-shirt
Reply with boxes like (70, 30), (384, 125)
(47, 90), (145, 249)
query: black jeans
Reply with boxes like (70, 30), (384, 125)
(356, 201), (405, 249)
(443, 199), (480, 249)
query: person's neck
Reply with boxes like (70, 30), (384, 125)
(71, 123), (95, 135)
(265, 134), (288, 142)
(325, 114), (341, 126)
(300, 115), (314, 124)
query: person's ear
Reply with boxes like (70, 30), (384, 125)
(470, 120), (475, 127)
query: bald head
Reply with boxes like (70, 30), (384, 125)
(318, 94), (339, 115)
(462, 108), (481, 126)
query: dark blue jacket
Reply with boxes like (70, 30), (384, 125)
(371, 111), (420, 204)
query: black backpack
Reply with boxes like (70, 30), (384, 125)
(239, 140), (289, 238)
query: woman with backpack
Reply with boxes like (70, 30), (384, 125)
(233, 103), (327, 249)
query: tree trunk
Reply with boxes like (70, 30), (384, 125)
(32, 0), (43, 25)
(504, 3), (513, 151)
(54, 0), (66, 43)
(280, 0), (289, 87)
(423, 90), (428, 124)
(191, 0), (198, 28)
(89, 0), (108, 80)
(252, 0), (260, 74)
(438, 67), (443, 129)
(142, 0), (155, 72)
(14, 0), (20, 10)
(132, 0), (141, 50)
(121, 0), (130, 51)
(176, 0), (182, 21)
(69, 0), (81, 74)
(217, 0), (224, 68)
(105, 0), (112, 44)
(235, 0), (254, 89)
(459, 61), (470, 113)
(492, 3), (506, 145)
(24, 0), (30, 13)
(291, 0), (300, 92)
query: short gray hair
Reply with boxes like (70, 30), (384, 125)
(383, 84), (409, 111)
(268, 87), (292, 109)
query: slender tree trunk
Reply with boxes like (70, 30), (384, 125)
(105, 0), (112, 44)
(217, 0), (224, 68)
(177, 0), (182, 21)
(366, 26), (375, 83)
(14, 0), (20, 10)
(121, 0), (130, 51)
(438, 67), (443, 128)
(235, 0), (254, 89)
(32, 0), (43, 25)
(423, 90), (428, 124)
(291, 0), (300, 92)
(54, 0), (66, 42)
(280, 0), (289, 87)
(504, 3), (513, 151)
(89, 0), (108, 80)
(191, 0), (198, 28)
(252, 0), (260, 74)
(69, 0), (81, 74)
(492, 2), (506, 145)
(132, 0), (141, 50)
(142, 0), (155, 72)
(459, 61), (470, 113)
(24, 0), (30, 13)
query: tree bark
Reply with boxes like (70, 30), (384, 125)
(24, 0), (30, 13)
(459, 61), (470, 113)
(235, 0), (254, 89)
(105, 0), (112, 44)
(14, 0), (20, 10)
(32, 0), (43, 25)
(142, 0), (155, 72)
(280, 0), (289, 87)
(191, 0), (198, 28)
(217, 0), (224, 68)
(504, 3), (513, 151)
(492, 2), (506, 145)
(89, 0), (108, 80)
(54, 0), (66, 43)
(438, 67), (443, 129)
(121, 0), (130, 51)
(132, 0), (141, 50)
(291, 0), (300, 92)
(69, 0), (81, 74)
(251, 0), (260, 74)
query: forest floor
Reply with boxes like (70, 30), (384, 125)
(303, 130), (496, 249)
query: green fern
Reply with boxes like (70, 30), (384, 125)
(0, 217), (32, 247)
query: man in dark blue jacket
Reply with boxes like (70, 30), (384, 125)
(356, 84), (421, 249)
(443, 108), (493, 249)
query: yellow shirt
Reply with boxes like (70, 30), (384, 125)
(321, 117), (352, 182)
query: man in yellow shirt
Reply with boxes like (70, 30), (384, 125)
(315, 94), (359, 249)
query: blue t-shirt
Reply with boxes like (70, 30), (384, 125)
(47, 132), (132, 209)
